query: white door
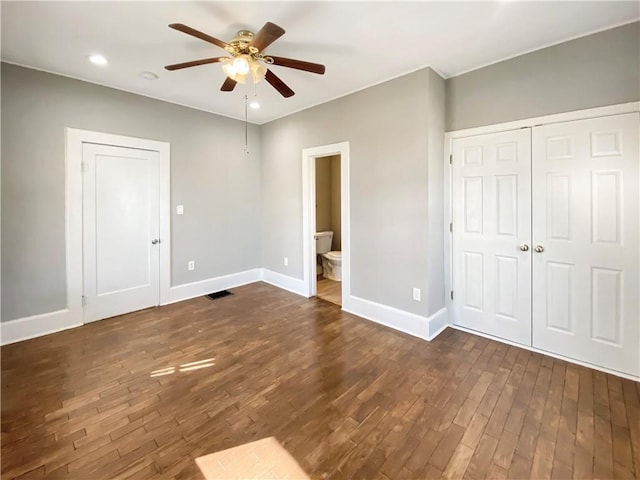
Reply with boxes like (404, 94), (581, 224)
(452, 129), (532, 345)
(532, 113), (640, 377)
(82, 143), (160, 323)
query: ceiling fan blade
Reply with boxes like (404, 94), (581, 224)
(250, 22), (285, 52)
(265, 69), (294, 98)
(268, 56), (325, 75)
(221, 77), (237, 92)
(169, 23), (228, 50)
(164, 57), (226, 71)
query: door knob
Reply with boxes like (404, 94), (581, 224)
(151, 239), (159, 245)
(534, 245), (544, 253)
(519, 244), (529, 252)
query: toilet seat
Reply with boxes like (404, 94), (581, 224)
(324, 251), (341, 261)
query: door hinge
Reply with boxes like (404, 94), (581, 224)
(449, 222), (453, 233)
(450, 291), (454, 300)
(449, 154), (453, 165)
(82, 295), (86, 307)
(81, 162), (88, 173)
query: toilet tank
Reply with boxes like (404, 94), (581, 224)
(315, 231), (333, 254)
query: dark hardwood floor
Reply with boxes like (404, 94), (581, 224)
(2, 282), (639, 479)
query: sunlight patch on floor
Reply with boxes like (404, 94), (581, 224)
(150, 358), (215, 377)
(195, 437), (310, 480)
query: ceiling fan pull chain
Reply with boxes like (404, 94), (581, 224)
(244, 94), (250, 155)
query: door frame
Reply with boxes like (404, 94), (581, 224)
(66, 128), (171, 325)
(444, 102), (639, 328)
(301, 141), (350, 303)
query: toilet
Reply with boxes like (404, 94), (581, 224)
(314, 231), (342, 281)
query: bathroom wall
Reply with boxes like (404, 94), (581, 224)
(330, 155), (341, 251)
(315, 155), (341, 251)
(315, 157), (332, 233)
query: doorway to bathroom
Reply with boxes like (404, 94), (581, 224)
(315, 155), (342, 305)
(302, 142), (350, 308)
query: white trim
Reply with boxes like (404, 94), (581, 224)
(261, 269), (308, 297)
(1, 309), (82, 345)
(65, 129), (84, 327)
(65, 128), (171, 324)
(445, 102), (640, 138)
(451, 325), (639, 382)
(166, 269), (262, 305)
(427, 308), (449, 340)
(343, 296), (449, 342)
(301, 142), (351, 301)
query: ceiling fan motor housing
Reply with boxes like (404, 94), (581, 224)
(226, 30), (259, 57)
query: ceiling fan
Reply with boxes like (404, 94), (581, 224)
(164, 22), (326, 98)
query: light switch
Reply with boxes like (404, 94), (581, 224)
(177, 205), (184, 215)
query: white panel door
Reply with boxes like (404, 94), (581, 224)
(452, 129), (532, 345)
(532, 113), (640, 376)
(82, 143), (160, 323)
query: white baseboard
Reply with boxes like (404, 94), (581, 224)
(260, 269), (309, 297)
(166, 268), (262, 305)
(427, 308), (449, 339)
(0, 271), (448, 348)
(342, 295), (449, 341)
(1, 309), (82, 346)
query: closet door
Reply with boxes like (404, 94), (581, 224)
(532, 113), (639, 377)
(452, 129), (532, 345)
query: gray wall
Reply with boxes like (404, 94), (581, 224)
(261, 68), (445, 317)
(426, 69), (446, 316)
(446, 21), (640, 131)
(1, 63), (262, 321)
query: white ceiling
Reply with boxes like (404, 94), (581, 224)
(2, 1), (638, 124)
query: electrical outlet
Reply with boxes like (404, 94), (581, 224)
(177, 205), (184, 215)
(284, 257), (289, 266)
(412, 288), (421, 301)
(188, 260), (195, 271)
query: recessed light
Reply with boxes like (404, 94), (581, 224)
(140, 71), (159, 80)
(88, 54), (108, 66)
(249, 101), (260, 110)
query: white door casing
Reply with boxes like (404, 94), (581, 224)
(82, 143), (161, 323)
(452, 129), (532, 345)
(302, 142), (350, 302)
(532, 113), (640, 377)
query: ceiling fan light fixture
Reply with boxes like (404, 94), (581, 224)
(221, 59), (236, 76)
(233, 55), (251, 75)
(222, 59), (246, 83)
(250, 60), (267, 84)
(222, 55), (266, 84)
